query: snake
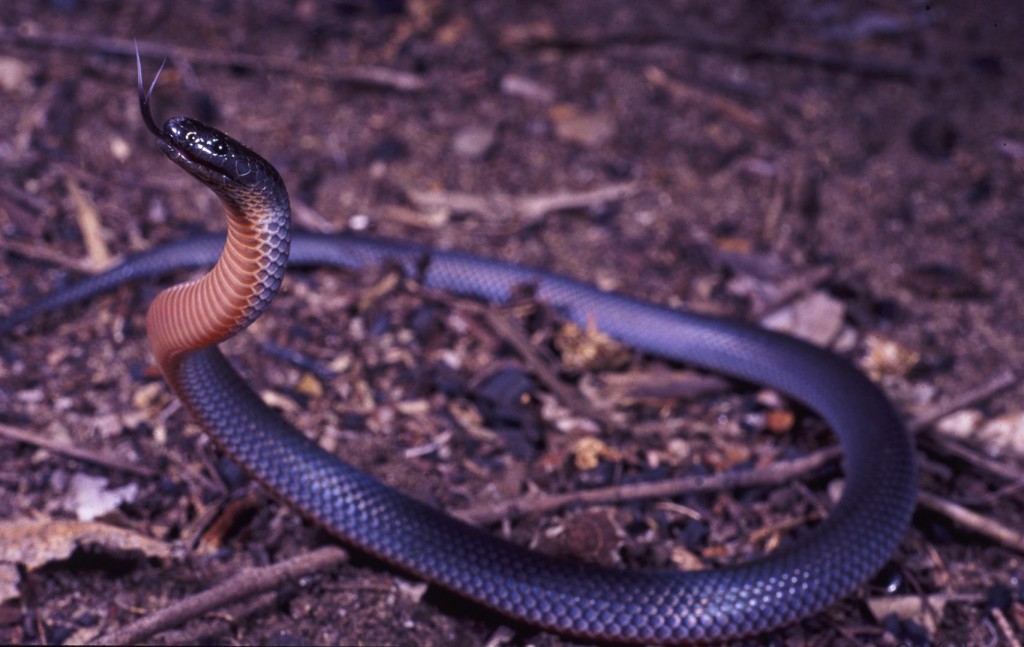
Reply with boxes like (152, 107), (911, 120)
(0, 55), (917, 644)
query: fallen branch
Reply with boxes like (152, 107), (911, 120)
(0, 238), (96, 274)
(930, 439), (1021, 485)
(478, 306), (608, 427)
(917, 491), (1024, 554)
(0, 29), (425, 92)
(915, 369), (1021, 482)
(992, 607), (1024, 647)
(405, 182), (637, 225)
(455, 446), (842, 525)
(0, 422), (156, 478)
(644, 66), (771, 136)
(92, 546), (349, 646)
(504, 28), (939, 82)
(909, 368), (1018, 432)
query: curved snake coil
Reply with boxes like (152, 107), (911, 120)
(0, 56), (916, 643)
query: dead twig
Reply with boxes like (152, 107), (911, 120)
(456, 446), (842, 525)
(644, 66), (771, 136)
(917, 491), (1024, 554)
(505, 28), (939, 82)
(477, 306), (608, 428)
(0, 29), (425, 92)
(65, 176), (112, 270)
(930, 439), (1021, 484)
(0, 422), (156, 478)
(992, 607), (1024, 647)
(703, 36), (940, 81)
(515, 183), (638, 223)
(0, 178), (50, 215)
(405, 182), (637, 225)
(0, 238), (96, 274)
(914, 369), (1021, 482)
(92, 546), (349, 646)
(909, 368), (1018, 432)
(150, 592), (276, 647)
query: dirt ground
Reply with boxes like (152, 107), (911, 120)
(1, 1), (1023, 645)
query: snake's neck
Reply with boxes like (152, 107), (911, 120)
(146, 211), (289, 370)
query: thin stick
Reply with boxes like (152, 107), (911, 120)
(506, 29), (939, 82)
(644, 66), (770, 136)
(92, 546), (348, 646)
(0, 29), (425, 92)
(914, 369), (1020, 482)
(479, 307), (609, 427)
(515, 182), (638, 223)
(0, 422), (156, 478)
(153, 592), (276, 646)
(930, 438), (1020, 484)
(404, 182), (637, 224)
(909, 368), (1018, 432)
(992, 607), (1024, 647)
(0, 238), (96, 273)
(917, 491), (1024, 554)
(456, 446), (842, 525)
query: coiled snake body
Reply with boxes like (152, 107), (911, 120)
(0, 60), (916, 643)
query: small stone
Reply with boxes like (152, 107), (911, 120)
(765, 409), (796, 434)
(861, 335), (920, 379)
(109, 136), (130, 163)
(977, 412), (1024, 457)
(935, 409), (983, 440)
(761, 291), (845, 347)
(452, 124), (497, 160)
(296, 372), (324, 398)
(0, 56), (31, 94)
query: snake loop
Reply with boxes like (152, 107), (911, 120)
(0, 54), (916, 644)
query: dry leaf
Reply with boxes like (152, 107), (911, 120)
(761, 291), (846, 347)
(669, 545), (706, 571)
(572, 436), (621, 471)
(977, 412), (1024, 457)
(555, 321), (631, 372)
(63, 473), (138, 521)
(867, 593), (947, 636)
(296, 372), (324, 398)
(543, 509), (624, 566)
(0, 519), (171, 603)
(65, 177), (111, 269)
(498, 20), (557, 48)
(861, 334), (920, 379)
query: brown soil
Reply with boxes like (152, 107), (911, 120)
(1, 1), (1023, 645)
